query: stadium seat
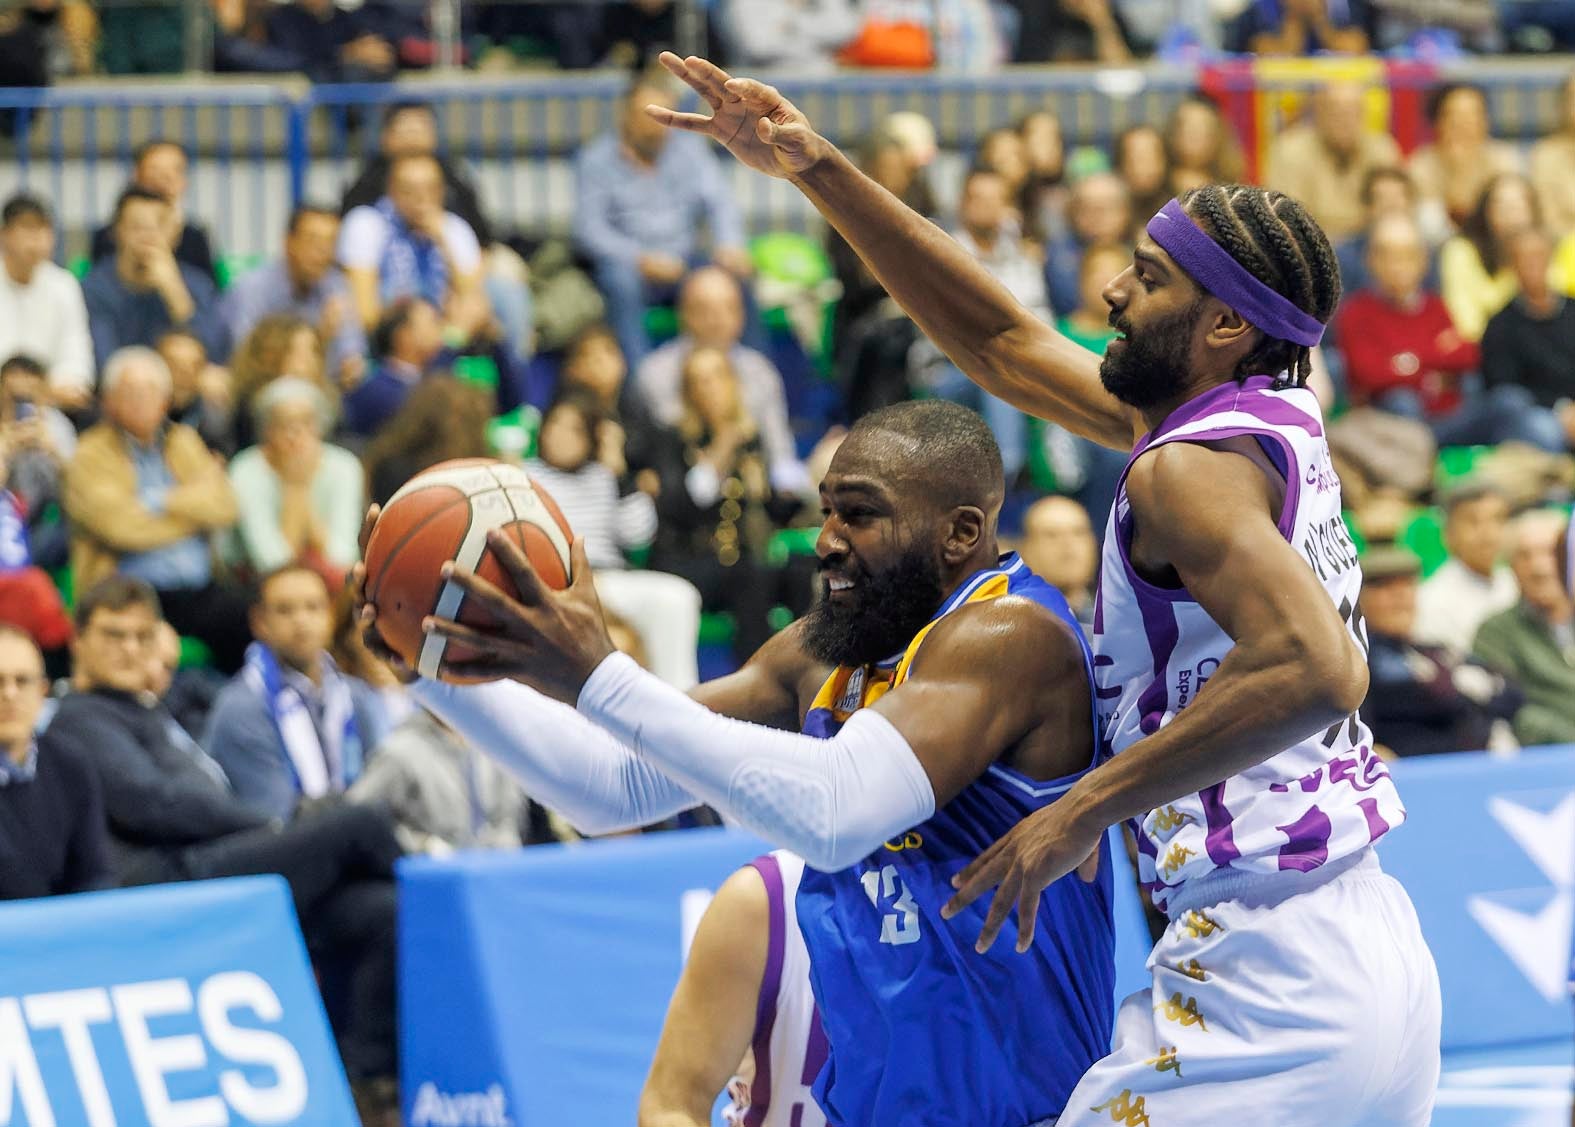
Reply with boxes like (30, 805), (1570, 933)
(1398, 508), (1449, 577)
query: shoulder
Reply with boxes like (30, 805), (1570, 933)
(707, 861), (772, 932)
(72, 423), (120, 457)
(228, 445), (266, 474)
(576, 133), (619, 167)
(38, 735), (95, 785)
(179, 263), (216, 299)
(1126, 437), (1278, 537)
(321, 443), (364, 474)
(79, 264), (119, 298)
(910, 592), (1085, 682)
(341, 206), (390, 246)
(1440, 236), (1481, 270)
(209, 676), (269, 729)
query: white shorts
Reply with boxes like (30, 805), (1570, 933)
(1060, 849), (1441, 1127)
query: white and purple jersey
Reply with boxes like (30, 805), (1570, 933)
(1093, 374), (1406, 916)
(724, 852), (828, 1127)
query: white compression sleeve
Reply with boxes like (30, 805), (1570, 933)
(409, 678), (700, 835)
(577, 653), (936, 872)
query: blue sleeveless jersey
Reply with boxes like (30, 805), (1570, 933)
(797, 553), (1115, 1127)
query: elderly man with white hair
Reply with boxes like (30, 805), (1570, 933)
(228, 377), (365, 585)
(63, 345), (250, 671)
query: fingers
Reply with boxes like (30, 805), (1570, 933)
(568, 536), (594, 590)
(656, 50), (730, 107)
(723, 76), (781, 114)
(483, 530), (546, 606)
(358, 504), (381, 559)
(349, 561), (366, 603)
(442, 558), (534, 619)
(1014, 883), (1044, 954)
(973, 873), (1018, 954)
(422, 614), (532, 661)
(941, 844), (1009, 918)
(645, 106), (715, 134)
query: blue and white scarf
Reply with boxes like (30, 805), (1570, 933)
(375, 197), (448, 308)
(242, 643), (364, 799)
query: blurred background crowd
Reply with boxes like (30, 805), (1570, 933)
(3, 4), (1575, 1122)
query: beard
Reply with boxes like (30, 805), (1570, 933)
(798, 545), (946, 668)
(1098, 297), (1205, 409)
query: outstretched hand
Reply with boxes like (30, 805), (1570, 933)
(941, 801), (1104, 954)
(421, 532), (618, 702)
(646, 52), (830, 180)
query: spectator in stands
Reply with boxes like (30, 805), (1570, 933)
(340, 103), (533, 368)
(362, 378), (492, 506)
(1442, 174), (1554, 345)
(573, 68), (750, 369)
(229, 378), (364, 585)
(343, 297), (449, 439)
(1408, 84), (1521, 236)
(1265, 84), (1398, 242)
(0, 405), (74, 671)
(90, 141), (217, 283)
(83, 188), (228, 372)
(43, 575), (402, 1099)
(262, 0), (396, 83)
(0, 354), (75, 569)
(1164, 95), (1245, 196)
(156, 329), (235, 456)
(1019, 495), (1097, 625)
(1472, 509), (1575, 746)
(1056, 242), (1125, 355)
(1369, 0), (1498, 54)
(924, 166), (1050, 483)
(1239, 0), (1368, 54)
(1114, 125), (1170, 239)
(340, 153), (490, 344)
(1336, 214), (1488, 430)
(63, 346), (251, 672)
(1361, 545), (1519, 758)
(231, 314), (330, 448)
(976, 128), (1032, 210)
(1044, 172), (1132, 321)
(205, 565), (390, 822)
(651, 347), (812, 665)
(1414, 481), (1517, 657)
(0, 626), (108, 900)
(1531, 73), (1575, 238)
(0, 194), (93, 408)
(880, 112), (940, 218)
(527, 393), (701, 689)
(636, 267), (805, 493)
(1483, 228), (1575, 447)
(1003, 0), (1134, 61)
(225, 205), (366, 388)
(719, 0), (858, 70)
(559, 323), (663, 484)
(1335, 167), (1442, 299)
(1018, 111), (1068, 242)
(153, 619), (224, 743)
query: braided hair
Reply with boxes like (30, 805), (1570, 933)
(1178, 184), (1342, 387)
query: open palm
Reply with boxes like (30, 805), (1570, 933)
(647, 52), (827, 180)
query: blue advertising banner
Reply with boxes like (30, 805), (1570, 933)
(0, 875), (358, 1127)
(399, 826), (1155, 1127)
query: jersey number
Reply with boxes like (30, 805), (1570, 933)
(860, 865), (921, 945)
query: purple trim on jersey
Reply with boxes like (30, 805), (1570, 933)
(803, 1007), (829, 1086)
(1275, 805), (1333, 872)
(745, 854), (787, 1127)
(1147, 374), (1279, 440)
(1357, 796), (1391, 844)
(1198, 781), (1243, 866)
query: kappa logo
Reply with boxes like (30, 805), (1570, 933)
(1466, 791), (1575, 1003)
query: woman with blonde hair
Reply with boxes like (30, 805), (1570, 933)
(651, 347), (812, 665)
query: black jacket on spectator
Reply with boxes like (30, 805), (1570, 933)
(90, 220), (218, 286)
(1364, 629), (1521, 757)
(262, 2), (394, 85)
(341, 155), (494, 247)
(41, 688), (269, 883)
(0, 740), (111, 899)
(1481, 296), (1575, 411)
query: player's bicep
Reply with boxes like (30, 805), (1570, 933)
(638, 866), (770, 1127)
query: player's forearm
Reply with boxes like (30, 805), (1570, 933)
(410, 678), (699, 835)
(578, 653), (934, 872)
(1069, 633), (1367, 832)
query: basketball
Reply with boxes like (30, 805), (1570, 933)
(363, 458), (575, 683)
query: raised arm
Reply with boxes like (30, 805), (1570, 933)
(646, 53), (1136, 451)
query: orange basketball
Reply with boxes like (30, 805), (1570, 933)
(363, 458), (574, 684)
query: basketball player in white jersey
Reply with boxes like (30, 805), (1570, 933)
(640, 851), (825, 1127)
(640, 53), (1442, 1124)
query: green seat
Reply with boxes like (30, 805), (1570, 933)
(487, 405), (541, 461)
(454, 354), (500, 392)
(1436, 446), (1491, 489)
(178, 636), (214, 671)
(1397, 508), (1448, 578)
(750, 231), (840, 373)
(68, 256), (91, 281)
(698, 611), (736, 646)
(215, 253), (265, 291)
(643, 305), (680, 344)
(767, 527), (819, 565)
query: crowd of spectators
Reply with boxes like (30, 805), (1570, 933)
(7, 44), (1575, 1126)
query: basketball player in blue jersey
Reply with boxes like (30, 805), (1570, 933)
(636, 53), (1441, 1126)
(353, 400), (1115, 1127)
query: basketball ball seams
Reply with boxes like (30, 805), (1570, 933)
(365, 487), (466, 608)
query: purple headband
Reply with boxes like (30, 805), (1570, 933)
(1146, 200), (1326, 348)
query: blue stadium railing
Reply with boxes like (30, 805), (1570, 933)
(1, 58), (1571, 262)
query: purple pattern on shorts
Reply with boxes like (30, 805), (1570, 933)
(744, 854), (787, 1127)
(1199, 781), (1243, 866)
(1357, 796), (1391, 843)
(1276, 805), (1332, 872)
